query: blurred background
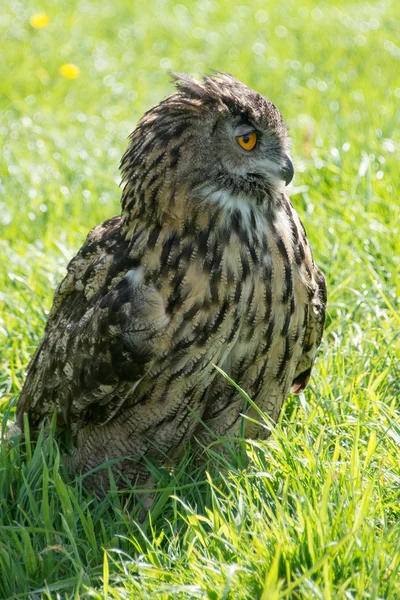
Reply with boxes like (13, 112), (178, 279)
(1, 0), (399, 235)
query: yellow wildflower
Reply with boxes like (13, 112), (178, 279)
(60, 64), (81, 80)
(30, 13), (49, 29)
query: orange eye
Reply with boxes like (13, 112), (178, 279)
(237, 131), (257, 151)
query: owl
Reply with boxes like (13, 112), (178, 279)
(16, 73), (327, 492)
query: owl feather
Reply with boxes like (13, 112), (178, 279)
(17, 73), (327, 491)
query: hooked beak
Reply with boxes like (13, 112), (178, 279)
(281, 154), (294, 186)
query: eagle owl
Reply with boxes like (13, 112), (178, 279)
(17, 73), (327, 492)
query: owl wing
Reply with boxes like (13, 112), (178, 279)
(291, 265), (327, 394)
(17, 216), (169, 435)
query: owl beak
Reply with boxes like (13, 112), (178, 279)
(281, 154), (294, 186)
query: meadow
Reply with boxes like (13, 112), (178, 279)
(0, 0), (399, 597)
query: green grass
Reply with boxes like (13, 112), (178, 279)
(1, 0), (399, 597)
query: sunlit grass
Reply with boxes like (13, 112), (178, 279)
(1, 0), (399, 597)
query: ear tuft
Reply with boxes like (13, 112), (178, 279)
(170, 71), (208, 99)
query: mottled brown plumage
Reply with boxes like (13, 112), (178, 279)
(17, 73), (327, 492)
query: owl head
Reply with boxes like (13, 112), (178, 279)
(121, 73), (293, 217)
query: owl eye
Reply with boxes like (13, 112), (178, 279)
(237, 131), (257, 151)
